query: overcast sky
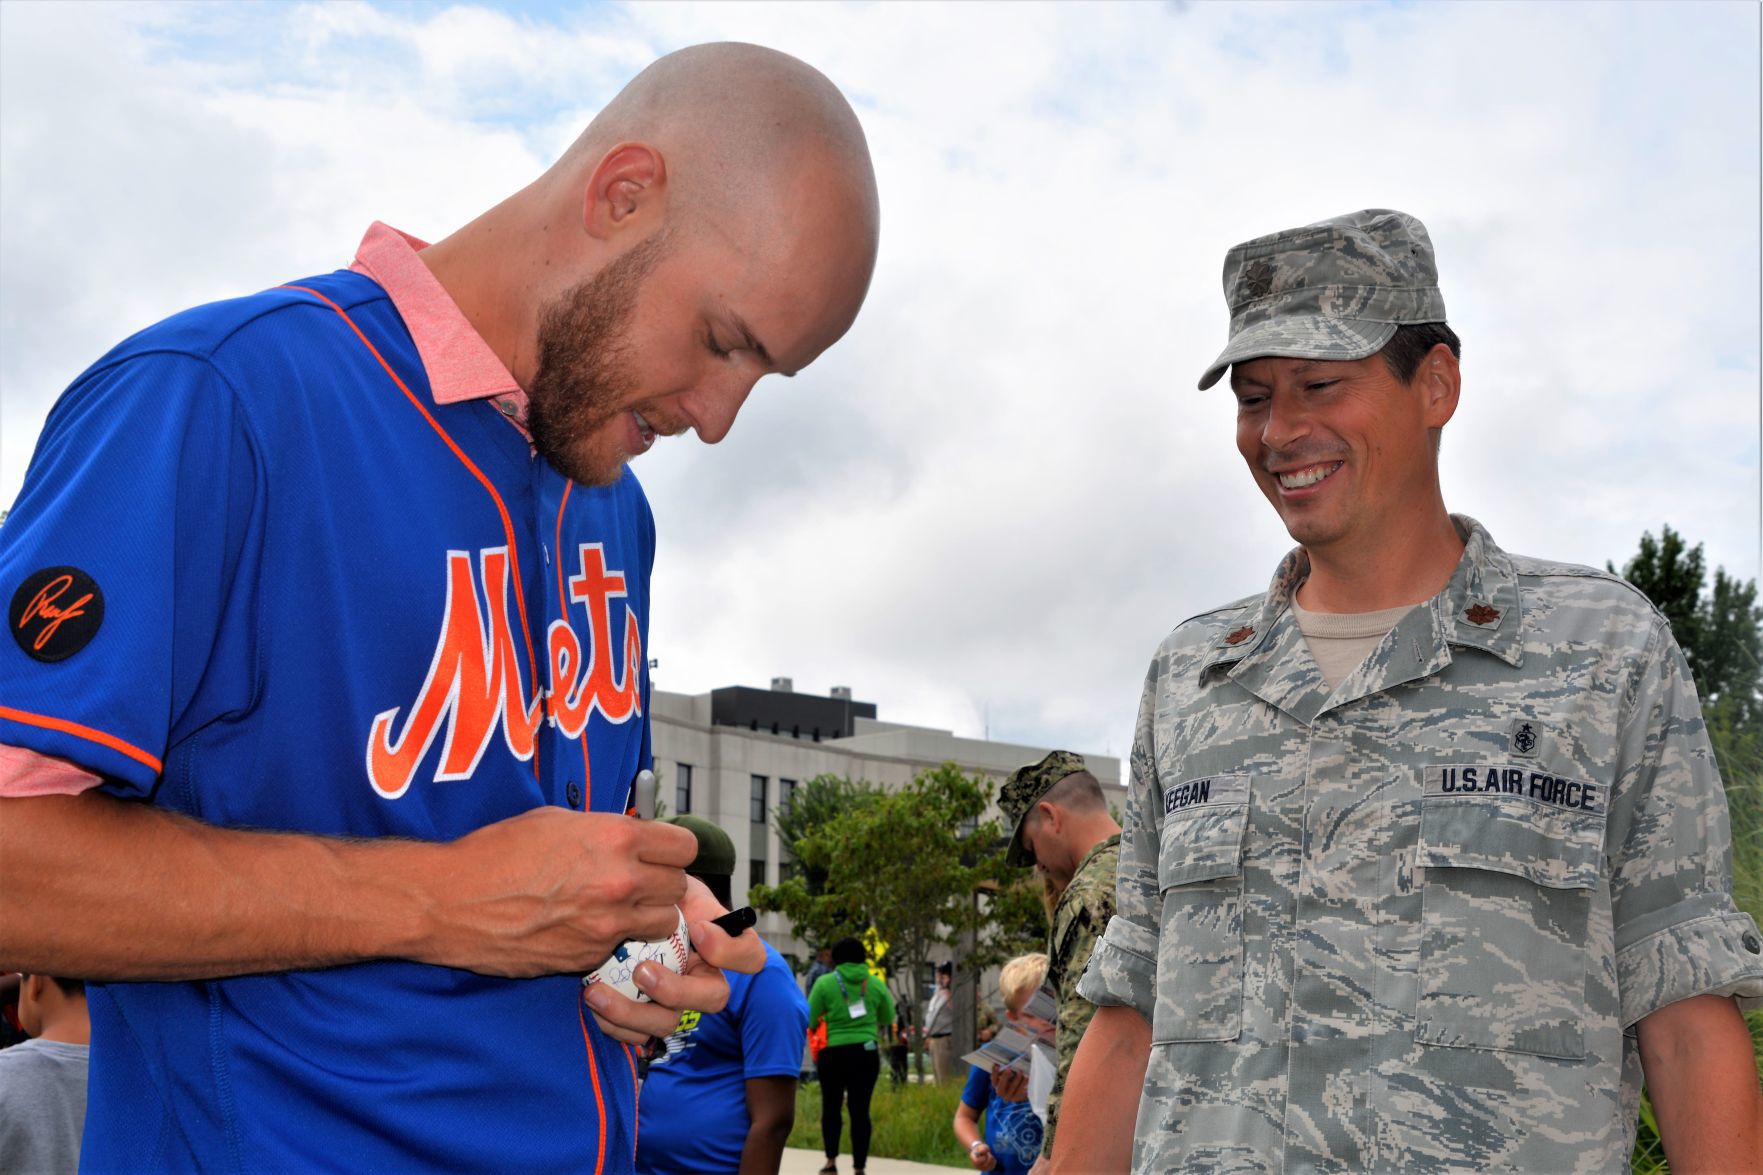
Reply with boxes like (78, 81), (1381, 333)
(2, 0), (1757, 768)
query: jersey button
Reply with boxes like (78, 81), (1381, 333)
(566, 782), (583, 809)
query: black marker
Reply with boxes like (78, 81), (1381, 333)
(709, 906), (757, 936)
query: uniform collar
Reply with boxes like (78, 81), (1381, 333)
(349, 222), (528, 430)
(1201, 515), (1524, 725)
(1072, 832), (1122, 882)
(1053, 833), (1122, 919)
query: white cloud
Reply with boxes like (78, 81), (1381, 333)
(2, 0), (1756, 765)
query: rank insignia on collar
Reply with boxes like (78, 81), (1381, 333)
(1224, 625), (1255, 646)
(1464, 603), (1501, 626)
(1509, 718), (1540, 756)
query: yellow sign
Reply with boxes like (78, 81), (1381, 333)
(862, 927), (889, 984)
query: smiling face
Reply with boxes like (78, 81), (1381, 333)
(1230, 351), (1456, 557)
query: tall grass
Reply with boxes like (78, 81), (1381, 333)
(790, 1074), (969, 1168)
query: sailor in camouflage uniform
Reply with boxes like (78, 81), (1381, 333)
(1055, 210), (1763, 1173)
(1000, 751), (1122, 1161)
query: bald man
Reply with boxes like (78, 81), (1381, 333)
(0, 43), (878, 1171)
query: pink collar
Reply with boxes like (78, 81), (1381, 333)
(349, 222), (528, 432)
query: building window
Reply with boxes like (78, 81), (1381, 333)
(675, 763), (693, 815)
(779, 778), (796, 817)
(750, 775), (768, 824)
(750, 856), (768, 889)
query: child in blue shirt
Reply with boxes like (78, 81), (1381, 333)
(954, 953), (1049, 1175)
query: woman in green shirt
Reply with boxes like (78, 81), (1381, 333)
(807, 938), (896, 1175)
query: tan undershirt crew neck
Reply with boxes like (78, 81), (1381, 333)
(1291, 596), (1418, 691)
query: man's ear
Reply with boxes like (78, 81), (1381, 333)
(1414, 341), (1461, 430)
(582, 142), (668, 240)
(1035, 800), (1062, 833)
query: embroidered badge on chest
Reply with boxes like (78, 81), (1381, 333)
(9, 566), (105, 663)
(1424, 764), (1607, 817)
(1508, 717), (1541, 757)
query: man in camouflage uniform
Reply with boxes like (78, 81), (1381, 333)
(1054, 209), (1763, 1173)
(1000, 750), (1122, 1162)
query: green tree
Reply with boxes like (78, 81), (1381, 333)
(1702, 569), (1763, 734)
(1609, 525), (1708, 681)
(1611, 525), (1762, 737)
(751, 762), (1005, 1034)
(755, 774), (880, 956)
(976, 869), (1054, 966)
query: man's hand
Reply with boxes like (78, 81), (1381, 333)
(425, 808), (698, 976)
(582, 875), (767, 1043)
(967, 1140), (998, 1171)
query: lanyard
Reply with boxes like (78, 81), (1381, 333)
(834, 971), (868, 1004)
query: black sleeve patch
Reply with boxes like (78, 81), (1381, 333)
(10, 566), (105, 663)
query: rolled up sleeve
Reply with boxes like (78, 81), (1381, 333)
(1077, 664), (1163, 1020)
(1609, 621), (1763, 1027)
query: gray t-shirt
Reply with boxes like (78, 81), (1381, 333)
(0, 1039), (89, 1174)
(1291, 597), (1416, 690)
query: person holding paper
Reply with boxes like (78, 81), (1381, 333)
(954, 953), (1052, 1174)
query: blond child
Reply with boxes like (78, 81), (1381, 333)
(952, 953), (1049, 1173)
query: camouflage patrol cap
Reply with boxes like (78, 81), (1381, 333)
(662, 814), (737, 878)
(1197, 208), (1448, 390)
(1000, 750), (1087, 867)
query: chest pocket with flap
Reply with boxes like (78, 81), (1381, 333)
(1153, 774), (1250, 1044)
(1415, 764), (1608, 1059)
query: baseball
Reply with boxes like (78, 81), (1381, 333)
(583, 906), (691, 1003)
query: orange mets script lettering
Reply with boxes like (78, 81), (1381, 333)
(18, 575), (94, 652)
(548, 543), (644, 739)
(367, 548), (543, 799)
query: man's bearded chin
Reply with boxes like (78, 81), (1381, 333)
(527, 235), (666, 487)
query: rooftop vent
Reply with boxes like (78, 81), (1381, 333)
(830, 685), (853, 701)
(771, 676), (794, 693)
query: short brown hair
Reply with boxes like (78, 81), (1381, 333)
(1379, 322), (1461, 384)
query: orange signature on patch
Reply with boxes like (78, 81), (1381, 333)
(17, 575), (93, 651)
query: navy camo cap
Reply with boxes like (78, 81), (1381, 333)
(1198, 208), (1448, 390)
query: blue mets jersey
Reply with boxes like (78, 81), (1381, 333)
(0, 268), (654, 1172)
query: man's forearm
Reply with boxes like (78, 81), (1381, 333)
(0, 790), (695, 981)
(0, 792), (442, 979)
(1047, 1003), (1149, 1175)
(1638, 994), (1763, 1173)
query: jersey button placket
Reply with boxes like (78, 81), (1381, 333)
(566, 782), (582, 809)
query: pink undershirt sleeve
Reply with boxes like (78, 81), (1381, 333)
(0, 743), (103, 796)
